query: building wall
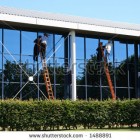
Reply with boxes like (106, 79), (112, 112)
(0, 28), (139, 100)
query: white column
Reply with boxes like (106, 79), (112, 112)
(70, 31), (76, 101)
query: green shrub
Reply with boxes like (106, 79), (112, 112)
(0, 99), (139, 130)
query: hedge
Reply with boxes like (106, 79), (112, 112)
(0, 99), (140, 130)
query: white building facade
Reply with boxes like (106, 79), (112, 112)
(0, 6), (140, 100)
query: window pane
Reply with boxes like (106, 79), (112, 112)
(100, 39), (113, 63)
(55, 63), (65, 84)
(130, 89), (135, 99)
(22, 83), (39, 100)
(3, 55), (20, 83)
(114, 41), (127, 87)
(102, 87), (112, 99)
(38, 32), (54, 60)
(4, 29), (20, 55)
(138, 44), (140, 97)
(77, 60), (85, 85)
(116, 88), (128, 99)
(4, 83), (20, 99)
(22, 31), (37, 81)
(56, 85), (64, 99)
(86, 38), (98, 60)
(22, 31), (37, 56)
(0, 29), (2, 98)
(55, 35), (64, 58)
(128, 44), (134, 57)
(76, 37), (84, 60)
(87, 87), (100, 100)
(86, 59), (100, 86)
(128, 44), (135, 88)
(114, 41), (126, 62)
(0, 29), (2, 71)
(77, 86), (85, 99)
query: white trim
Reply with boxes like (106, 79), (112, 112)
(70, 31), (76, 101)
(0, 13), (140, 37)
(0, 13), (36, 24)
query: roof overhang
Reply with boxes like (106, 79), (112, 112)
(0, 7), (140, 41)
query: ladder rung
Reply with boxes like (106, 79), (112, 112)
(49, 95), (53, 97)
(41, 56), (54, 100)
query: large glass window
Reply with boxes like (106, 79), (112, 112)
(0, 26), (138, 100)
(4, 29), (20, 55)
(114, 42), (127, 88)
(86, 38), (100, 99)
(86, 38), (98, 60)
(114, 41), (128, 99)
(128, 44), (135, 98)
(0, 29), (2, 70)
(22, 31), (36, 63)
(3, 29), (20, 84)
(21, 31), (39, 99)
(76, 37), (85, 98)
(55, 35), (65, 98)
(0, 29), (2, 98)
(76, 37), (84, 83)
(138, 44), (140, 98)
(0, 29), (2, 71)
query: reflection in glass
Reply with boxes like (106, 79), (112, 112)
(22, 31), (37, 56)
(128, 44), (135, 91)
(0, 29), (2, 70)
(77, 86), (85, 99)
(0, 29), (2, 98)
(87, 87), (100, 100)
(4, 83), (20, 98)
(116, 88), (128, 99)
(0, 26), (138, 100)
(102, 87), (111, 100)
(76, 60), (85, 85)
(55, 35), (64, 59)
(4, 29), (20, 55)
(100, 39), (113, 63)
(114, 41), (126, 62)
(76, 37), (84, 60)
(86, 38), (98, 60)
(114, 41), (127, 89)
(56, 85), (64, 99)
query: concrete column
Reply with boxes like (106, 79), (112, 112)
(70, 31), (76, 101)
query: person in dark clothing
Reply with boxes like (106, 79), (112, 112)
(96, 42), (104, 62)
(33, 36), (42, 61)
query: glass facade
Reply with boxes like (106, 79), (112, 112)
(0, 28), (139, 100)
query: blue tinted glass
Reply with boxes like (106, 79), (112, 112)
(76, 37), (84, 60)
(114, 41), (126, 62)
(22, 31), (37, 55)
(4, 29), (20, 55)
(86, 38), (98, 60)
(0, 29), (2, 70)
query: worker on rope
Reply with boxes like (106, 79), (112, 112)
(40, 33), (48, 59)
(33, 35), (42, 61)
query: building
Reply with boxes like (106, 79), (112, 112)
(0, 6), (140, 100)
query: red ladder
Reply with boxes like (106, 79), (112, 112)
(101, 47), (116, 100)
(42, 58), (54, 100)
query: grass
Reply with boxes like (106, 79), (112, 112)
(1, 125), (140, 131)
(69, 127), (140, 131)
